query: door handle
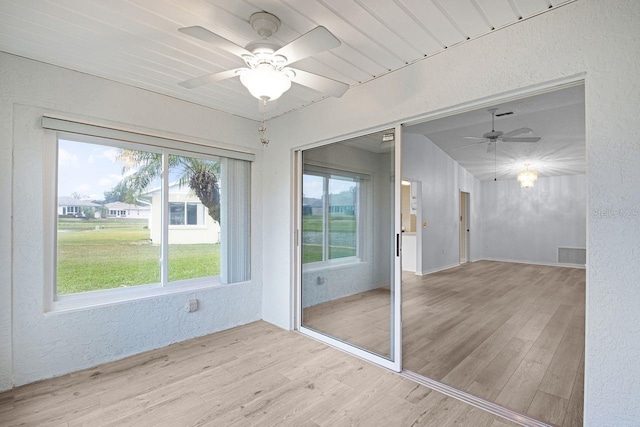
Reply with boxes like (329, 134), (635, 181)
(396, 233), (400, 257)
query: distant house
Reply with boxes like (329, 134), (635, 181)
(142, 183), (220, 245)
(328, 191), (356, 216)
(302, 194), (356, 216)
(105, 201), (150, 219)
(302, 197), (323, 216)
(58, 196), (101, 218)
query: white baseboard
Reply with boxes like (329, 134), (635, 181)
(480, 257), (586, 269)
(412, 257), (585, 277)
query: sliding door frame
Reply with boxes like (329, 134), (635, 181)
(293, 125), (403, 373)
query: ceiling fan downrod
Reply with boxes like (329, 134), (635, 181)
(489, 107), (497, 132)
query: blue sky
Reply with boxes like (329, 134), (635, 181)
(58, 139), (129, 200)
(58, 138), (217, 201)
(59, 137), (353, 202)
(303, 174), (356, 199)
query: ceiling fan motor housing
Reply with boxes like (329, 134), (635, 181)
(243, 41), (287, 71)
(246, 13), (287, 69)
(483, 130), (504, 139)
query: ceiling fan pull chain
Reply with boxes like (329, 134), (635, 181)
(259, 114), (269, 147)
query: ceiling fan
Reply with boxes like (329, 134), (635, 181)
(451, 108), (541, 152)
(177, 12), (349, 107)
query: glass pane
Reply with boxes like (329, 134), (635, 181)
(302, 174), (325, 264)
(169, 202), (185, 225)
(328, 177), (357, 259)
(186, 202), (199, 225)
(301, 129), (396, 360)
(167, 154), (220, 282)
(56, 139), (159, 295)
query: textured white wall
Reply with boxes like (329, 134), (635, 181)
(482, 175), (587, 265)
(262, 1), (640, 424)
(402, 133), (482, 274)
(0, 61), (11, 392)
(0, 52), (263, 389)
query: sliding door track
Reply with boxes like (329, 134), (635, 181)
(400, 370), (552, 427)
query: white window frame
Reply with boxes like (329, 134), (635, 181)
(46, 130), (249, 312)
(302, 165), (366, 268)
(168, 201), (205, 227)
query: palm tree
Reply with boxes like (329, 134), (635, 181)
(119, 150), (220, 223)
(103, 180), (137, 204)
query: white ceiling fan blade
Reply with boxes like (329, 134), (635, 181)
(501, 127), (532, 138)
(288, 68), (349, 98)
(179, 26), (253, 59)
(463, 136), (488, 140)
(178, 68), (245, 89)
(275, 26), (341, 66)
(501, 136), (541, 143)
(449, 141), (487, 152)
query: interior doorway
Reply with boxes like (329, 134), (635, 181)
(459, 191), (470, 263)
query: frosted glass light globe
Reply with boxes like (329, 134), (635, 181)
(239, 66), (292, 101)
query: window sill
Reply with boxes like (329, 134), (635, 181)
(47, 276), (242, 315)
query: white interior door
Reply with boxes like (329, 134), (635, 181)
(459, 191), (469, 263)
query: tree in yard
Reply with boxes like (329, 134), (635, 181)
(118, 150), (221, 223)
(71, 191), (90, 200)
(103, 180), (137, 204)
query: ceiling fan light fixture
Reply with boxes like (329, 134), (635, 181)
(177, 12), (348, 104)
(239, 65), (292, 101)
(517, 163), (538, 188)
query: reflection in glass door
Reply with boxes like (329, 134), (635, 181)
(297, 127), (402, 370)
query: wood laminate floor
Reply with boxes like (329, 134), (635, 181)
(303, 261), (585, 426)
(0, 321), (519, 427)
(303, 287), (392, 358)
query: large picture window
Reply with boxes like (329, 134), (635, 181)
(302, 165), (365, 264)
(54, 131), (250, 299)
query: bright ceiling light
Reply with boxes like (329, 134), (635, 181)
(517, 163), (538, 189)
(239, 64), (293, 101)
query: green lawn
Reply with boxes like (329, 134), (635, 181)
(302, 214), (357, 263)
(57, 218), (220, 295)
(302, 244), (357, 263)
(302, 215), (356, 232)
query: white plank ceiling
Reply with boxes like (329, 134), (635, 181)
(0, 0), (573, 121)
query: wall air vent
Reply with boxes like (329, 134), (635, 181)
(558, 247), (586, 265)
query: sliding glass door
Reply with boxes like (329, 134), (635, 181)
(296, 127), (402, 371)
